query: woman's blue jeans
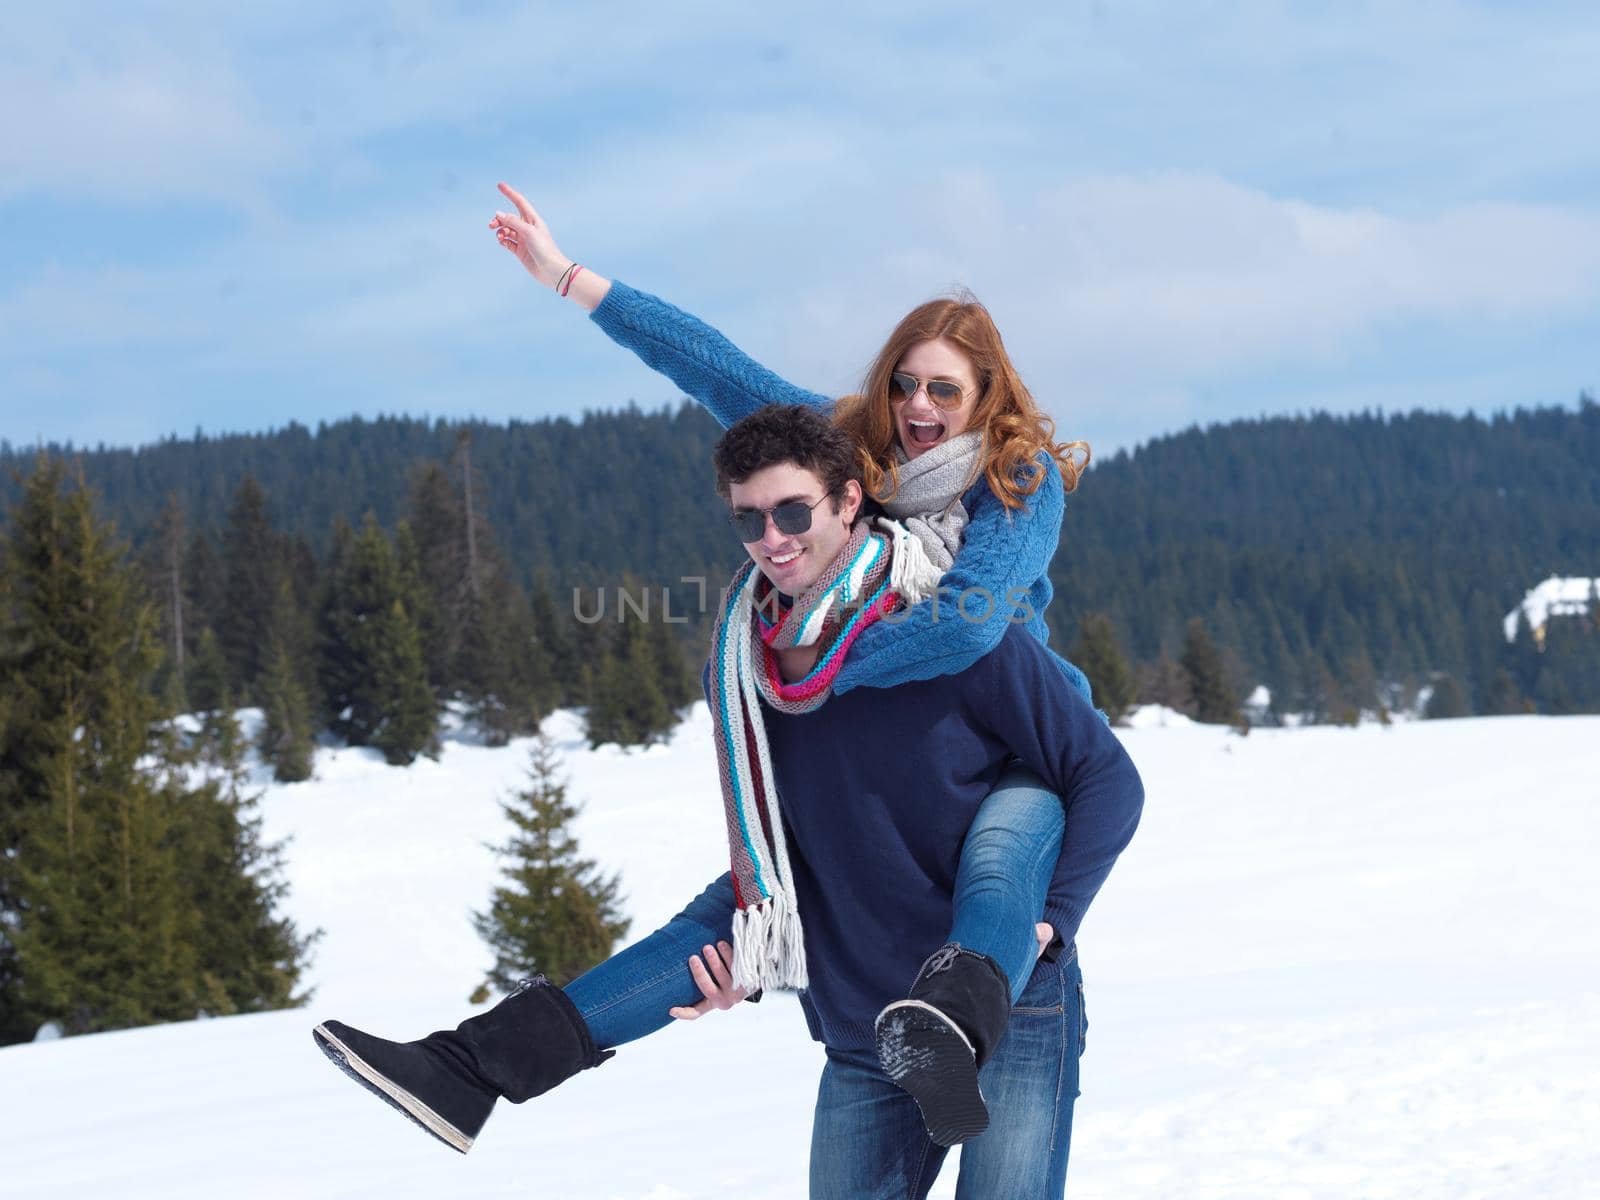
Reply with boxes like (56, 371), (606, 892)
(946, 764), (1065, 1002)
(563, 872), (739, 1049)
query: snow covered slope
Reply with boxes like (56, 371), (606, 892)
(2, 708), (1597, 1199)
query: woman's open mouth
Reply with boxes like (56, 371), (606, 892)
(906, 417), (946, 447)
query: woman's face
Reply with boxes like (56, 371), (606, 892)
(891, 337), (981, 461)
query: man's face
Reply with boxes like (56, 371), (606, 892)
(728, 462), (862, 596)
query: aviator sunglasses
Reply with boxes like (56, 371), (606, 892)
(889, 371), (968, 410)
(728, 493), (834, 543)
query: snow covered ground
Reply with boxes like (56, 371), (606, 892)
(2, 707), (1597, 1199)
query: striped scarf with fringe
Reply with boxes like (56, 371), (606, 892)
(708, 520), (901, 993)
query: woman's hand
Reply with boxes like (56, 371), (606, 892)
(668, 940), (749, 1021)
(1036, 922), (1054, 959)
(489, 182), (572, 289)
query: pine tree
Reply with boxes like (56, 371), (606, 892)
(530, 574), (582, 709)
(1138, 653), (1194, 716)
(405, 461), (465, 690)
(142, 494), (190, 716)
(219, 476), (283, 703)
(164, 728), (319, 1015)
(473, 734), (630, 991)
(648, 596), (697, 713)
(0, 530), (27, 1043)
(585, 616), (673, 748)
(1484, 668), (1526, 716)
(0, 458), (199, 1037)
(1068, 612), (1136, 723)
(393, 519), (445, 693)
(188, 627), (231, 716)
(257, 581), (315, 783)
(501, 591), (554, 733)
(1181, 618), (1241, 725)
(1294, 652), (1340, 725)
(1424, 673), (1471, 719)
(183, 529), (225, 666)
(320, 514), (439, 763)
(371, 597), (439, 765)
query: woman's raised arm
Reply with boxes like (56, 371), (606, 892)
(489, 183), (828, 428)
(490, 182), (613, 311)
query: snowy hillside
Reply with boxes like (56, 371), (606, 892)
(2, 707), (1598, 1199)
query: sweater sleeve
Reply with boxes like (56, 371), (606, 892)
(590, 280), (832, 429)
(970, 630), (1144, 950)
(833, 457), (1069, 692)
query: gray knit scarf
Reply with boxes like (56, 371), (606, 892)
(878, 431), (986, 572)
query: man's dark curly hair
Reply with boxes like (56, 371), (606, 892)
(712, 404), (864, 502)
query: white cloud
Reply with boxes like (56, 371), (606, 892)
(0, 23), (294, 203)
(738, 173), (1600, 409)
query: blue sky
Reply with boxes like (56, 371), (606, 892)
(3, 1), (1598, 457)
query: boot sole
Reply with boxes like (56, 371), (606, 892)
(312, 1023), (475, 1154)
(874, 1000), (989, 1147)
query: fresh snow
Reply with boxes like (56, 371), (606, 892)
(1503, 575), (1598, 642)
(2, 706), (1597, 1198)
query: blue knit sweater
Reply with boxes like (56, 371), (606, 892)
(591, 281), (1094, 702)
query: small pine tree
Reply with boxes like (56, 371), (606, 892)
(219, 476), (283, 703)
(320, 515), (438, 764)
(473, 734), (630, 990)
(1138, 653), (1194, 715)
(188, 627), (231, 716)
(1424, 674), (1471, 719)
(648, 601), (697, 713)
(255, 577), (315, 782)
(1484, 667), (1525, 716)
(1180, 617), (1241, 725)
(258, 642), (315, 783)
(585, 617), (673, 749)
(177, 746), (319, 1016)
(370, 597), (439, 766)
(530, 574), (581, 709)
(1068, 613), (1136, 723)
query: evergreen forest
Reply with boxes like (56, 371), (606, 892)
(4, 398), (1596, 726)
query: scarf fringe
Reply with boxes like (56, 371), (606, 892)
(879, 517), (944, 605)
(731, 893), (810, 993)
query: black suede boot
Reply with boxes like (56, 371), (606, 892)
(873, 944), (1011, 1147)
(312, 975), (613, 1153)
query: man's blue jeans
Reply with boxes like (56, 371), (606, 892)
(809, 953), (1086, 1200)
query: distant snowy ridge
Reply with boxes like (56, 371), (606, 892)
(1503, 575), (1599, 643)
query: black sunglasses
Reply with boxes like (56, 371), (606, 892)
(890, 371), (967, 410)
(728, 494), (833, 543)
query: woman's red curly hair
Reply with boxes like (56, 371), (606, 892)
(831, 294), (1089, 510)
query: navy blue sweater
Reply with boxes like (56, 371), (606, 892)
(713, 624), (1144, 1051)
